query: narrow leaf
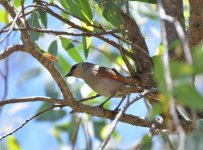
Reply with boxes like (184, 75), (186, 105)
(60, 37), (83, 62)
(48, 40), (58, 57)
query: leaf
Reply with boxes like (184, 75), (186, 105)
(48, 40), (58, 57)
(170, 61), (193, 78)
(37, 9), (47, 28)
(153, 56), (169, 98)
(36, 103), (66, 121)
(7, 136), (21, 150)
(27, 11), (41, 42)
(141, 135), (152, 150)
(193, 45), (203, 74)
(82, 36), (91, 59)
(173, 83), (203, 109)
(16, 68), (41, 85)
(57, 54), (71, 75)
(102, 0), (124, 29)
(0, 9), (6, 23)
(60, 37), (83, 62)
(60, 0), (93, 23)
(93, 120), (106, 140)
(13, 0), (21, 8)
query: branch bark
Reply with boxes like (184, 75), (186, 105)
(162, 0), (185, 61)
(188, 0), (203, 49)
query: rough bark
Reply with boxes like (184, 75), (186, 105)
(188, 0), (203, 49)
(162, 0), (185, 61)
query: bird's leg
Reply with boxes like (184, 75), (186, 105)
(114, 96), (126, 111)
(97, 94), (115, 109)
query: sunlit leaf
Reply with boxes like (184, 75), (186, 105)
(82, 36), (90, 59)
(48, 40), (58, 57)
(0, 9), (6, 23)
(7, 136), (21, 150)
(60, 37), (83, 62)
(93, 120), (106, 140)
(13, 0), (21, 8)
(60, 0), (93, 23)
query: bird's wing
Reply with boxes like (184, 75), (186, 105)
(97, 66), (133, 85)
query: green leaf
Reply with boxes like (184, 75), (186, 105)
(170, 62), (193, 78)
(60, 37), (83, 62)
(36, 103), (66, 121)
(13, 0), (21, 8)
(16, 68), (41, 85)
(57, 54), (71, 75)
(0, 9), (6, 23)
(93, 120), (106, 140)
(102, 0), (124, 28)
(82, 36), (90, 59)
(7, 136), (21, 150)
(48, 40), (58, 57)
(27, 11), (41, 42)
(37, 9), (47, 28)
(129, 0), (157, 4)
(193, 45), (203, 74)
(153, 56), (169, 98)
(173, 83), (203, 109)
(60, 0), (93, 23)
(141, 135), (152, 150)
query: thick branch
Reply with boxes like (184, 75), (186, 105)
(120, 10), (155, 88)
(162, 0), (185, 61)
(188, 0), (203, 49)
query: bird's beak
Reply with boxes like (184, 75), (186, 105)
(65, 71), (73, 77)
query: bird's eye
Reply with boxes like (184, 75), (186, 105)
(71, 64), (78, 71)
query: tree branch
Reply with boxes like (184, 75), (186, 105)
(0, 104), (58, 140)
(188, 0), (203, 49)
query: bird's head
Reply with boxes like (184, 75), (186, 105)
(65, 62), (94, 78)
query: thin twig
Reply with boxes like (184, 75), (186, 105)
(0, 105), (59, 140)
(98, 88), (157, 150)
(0, 11), (21, 44)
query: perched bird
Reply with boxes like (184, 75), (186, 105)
(65, 62), (143, 109)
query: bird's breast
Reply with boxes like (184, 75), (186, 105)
(84, 76), (133, 97)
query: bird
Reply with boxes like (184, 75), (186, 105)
(65, 62), (148, 110)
